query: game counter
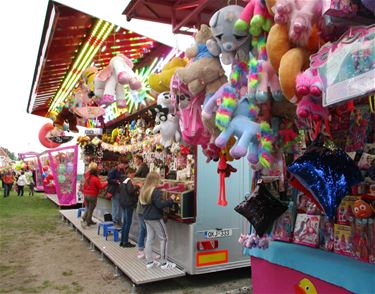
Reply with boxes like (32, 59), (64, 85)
(245, 242), (375, 294)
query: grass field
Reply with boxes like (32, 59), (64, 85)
(0, 190), (62, 293)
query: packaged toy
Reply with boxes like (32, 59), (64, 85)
(272, 201), (296, 242)
(336, 195), (358, 225)
(351, 217), (370, 262)
(319, 216), (334, 251)
(293, 214), (320, 247)
(334, 223), (353, 257)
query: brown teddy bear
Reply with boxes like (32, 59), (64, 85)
(176, 24), (227, 102)
(53, 96), (80, 133)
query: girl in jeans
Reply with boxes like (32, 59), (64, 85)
(82, 162), (108, 227)
(139, 172), (176, 270)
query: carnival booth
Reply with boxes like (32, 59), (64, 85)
(18, 152), (44, 192)
(124, 0), (375, 290)
(26, 0), (374, 288)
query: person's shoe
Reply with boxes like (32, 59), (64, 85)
(87, 221), (97, 225)
(146, 261), (160, 269)
(120, 242), (136, 248)
(114, 223), (122, 229)
(160, 261), (176, 270)
(80, 220), (87, 228)
(137, 251), (145, 259)
(154, 254), (161, 260)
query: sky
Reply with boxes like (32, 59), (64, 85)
(0, 0), (193, 157)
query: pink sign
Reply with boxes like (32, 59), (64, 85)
(251, 257), (351, 294)
(48, 145), (78, 206)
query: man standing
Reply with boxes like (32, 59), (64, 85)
(2, 170), (14, 197)
(107, 160), (128, 228)
(134, 155), (149, 178)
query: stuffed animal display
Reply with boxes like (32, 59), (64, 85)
(94, 54), (142, 107)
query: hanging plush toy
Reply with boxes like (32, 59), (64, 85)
(149, 57), (187, 94)
(53, 96), (80, 133)
(217, 152), (237, 206)
(207, 5), (251, 65)
(176, 24), (227, 103)
(265, 0), (323, 103)
(235, 0), (273, 38)
(82, 66), (98, 97)
(94, 54), (142, 107)
(153, 113), (181, 148)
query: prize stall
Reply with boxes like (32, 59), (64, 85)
(18, 152), (44, 192)
(26, 0), (374, 288)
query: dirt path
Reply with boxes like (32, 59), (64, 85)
(0, 194), (251, 294)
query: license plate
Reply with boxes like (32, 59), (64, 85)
(204, 229), (232, 239)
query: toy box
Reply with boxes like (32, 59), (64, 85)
(272, 202), (296, 242)
(319, 216), (335, 251)
(297, 194), (321, 215)
(293, 214), (321, 247)
(351, 218), (370, 263)
(334, 224), (353, 257)
(336, 195), (358, 225)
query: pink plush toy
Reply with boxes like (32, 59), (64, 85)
(295, 68), (322, 98)
(273, 0), (322, 47)
(256, 60), (284, 102)
(235, 0), (273, 37)
(94, 54), (142, 107)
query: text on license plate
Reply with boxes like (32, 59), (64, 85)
(205, 229), (232, 238)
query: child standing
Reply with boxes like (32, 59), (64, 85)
(139, 172), (176, 269)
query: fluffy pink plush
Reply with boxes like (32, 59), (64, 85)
(273, 0), (322, 47)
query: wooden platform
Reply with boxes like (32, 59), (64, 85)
(60, 209), (185, 284)
(45, 194), (60, 206)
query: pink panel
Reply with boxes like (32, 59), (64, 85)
(48, 145), (78, 206)
(251, 257), (352, 294)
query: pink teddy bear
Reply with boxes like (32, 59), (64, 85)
(273, 0), (322, 47)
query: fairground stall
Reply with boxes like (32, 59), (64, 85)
(27, 0), (375, 289)
(25, 0), (252, 283)
(18, 152), (44, 192)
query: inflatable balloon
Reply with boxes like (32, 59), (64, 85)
(38, 123), (61, 148)
(46, 174), (54, 181)
(66, 162), (74, 173)
(58, 175), (66, 184)
(58, 164), (66, 174)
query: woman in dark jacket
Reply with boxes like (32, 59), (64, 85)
(139, 172), (176, 270)
(119, 168), (139, 248)
(82, 162), (108, 227)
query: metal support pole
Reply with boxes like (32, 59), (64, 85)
(113, 265), (120, 277)
(99, 251), (104, 261)
(131, 284), (137, 294)
(89, 242), (95, 251)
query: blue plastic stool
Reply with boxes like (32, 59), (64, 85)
(105, 226), (120, 242)
(77, 207), (86, 218)
(97, 221), (114, 236)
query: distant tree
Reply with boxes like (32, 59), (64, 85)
(1, 147), (17, 160)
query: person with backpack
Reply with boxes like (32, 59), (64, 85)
(82, 162), (108, 227)
(119, 168), (139, 248)
(140, 172), (176, 270)
(107, 160), (128, 228)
